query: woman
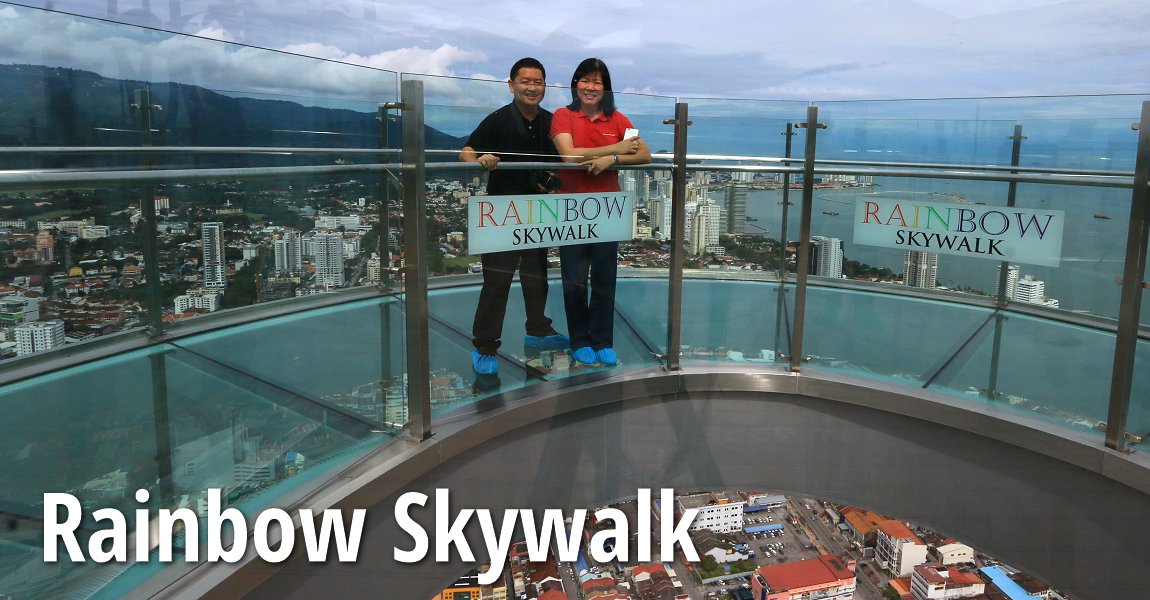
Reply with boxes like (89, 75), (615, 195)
(550, 58), (651, 366)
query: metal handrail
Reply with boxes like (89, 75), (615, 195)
(0, 160), (1133, 191)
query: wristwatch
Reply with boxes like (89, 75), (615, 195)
(612, 154), (619, 164)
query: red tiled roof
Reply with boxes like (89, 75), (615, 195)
(887, 577), (912, 598)
(758, 555), (854, 590)
(877, 520), (922, 543)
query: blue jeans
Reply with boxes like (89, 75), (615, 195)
(559, 242), (618, 350)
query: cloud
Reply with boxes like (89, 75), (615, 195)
(2, 0), (1148, 109)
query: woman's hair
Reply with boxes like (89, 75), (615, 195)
(567, 57), (615, 116)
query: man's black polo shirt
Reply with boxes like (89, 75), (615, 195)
(465, 103), (556, 196)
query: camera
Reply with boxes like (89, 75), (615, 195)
(533, 171), (562, 192)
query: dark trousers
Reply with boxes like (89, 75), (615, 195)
(559, 241), (618, 350)
(472, 248), (553, 354)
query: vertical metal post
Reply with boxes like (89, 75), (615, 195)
(989, 125), (1027, 399)
(789, 106), (823, 373)
(378, 104), (393, 290)
(1105, 101), (1150, 451)
(994, 125), (1026, 308)
(399, 81), (432, 441)
(664, 103), (690, 371)
(377, 104), (395, 408)
(775, 123), (796, 360)
(132, 88), (165, 335)
(149, 350), (175, 507)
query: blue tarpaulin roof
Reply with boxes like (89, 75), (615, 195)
(979, 566), (1031, 600)
(744, 524), (783, 533)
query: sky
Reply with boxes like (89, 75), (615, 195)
(4, 0), (1150, 104)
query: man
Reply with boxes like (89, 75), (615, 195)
(460, 57), (568, 375)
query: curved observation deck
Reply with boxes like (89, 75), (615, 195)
(1, 5), (1150, 599)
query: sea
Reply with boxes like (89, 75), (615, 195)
(617, 108), (1147, 320)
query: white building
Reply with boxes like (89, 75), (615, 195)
(994, 264), (1020, 300)
(691, 200), (722, 254)
(931, 542), (974, 567)
(274, 229), (303, 274)
(366, 254), (383, 283)
(80, 225), (111, 239)
(39, 217), (94, 235)
(875, 520), (929, 577)
(745, 493), (787, 508)
(678, 491), (745, 534)
(909, 565), (986, 600)
(313, 232), (345, 288)
(174, 288), (223, 314)
(811, 236), (844, 278)
(14, 319), (65, 356)
(0, 295), (41, 328)
(201, 222), (227, 289)
(904, 251), (939, 289)
(341, 235), (362, 259)
(315, 215), (363, 230)
(1014, 275), (1059, 307)
(647, 196), (670, 238)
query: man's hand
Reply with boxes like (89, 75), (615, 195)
(477, 153), (500, 170)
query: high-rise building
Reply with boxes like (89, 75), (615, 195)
(14, 319), (65, 356)
(274, 229), (303, 274)
(811, 235), (844, 278)
(690, 199), (721, 254)
(994, 264), (1020, 300)
(366, 254), (383, 283)
(313, 232), (345, 288)
(904, 251), (938, 289)
(201, 222), (227, 289)
(875, 520), (929, 577)
(647, 195), (672, 239)
(35, 230), (54, 263)
(1015, 275), (1058, 307)
(724, 183), (748, 234)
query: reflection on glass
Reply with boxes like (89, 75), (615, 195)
(0, 4), (401, 356)
(0, 340), (383, 598)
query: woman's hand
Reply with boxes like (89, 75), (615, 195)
(581, 154), (617, 176)
(614, 136), (641, 155)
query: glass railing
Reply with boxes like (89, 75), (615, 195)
(1, 4), (1150, 598)
(403, 73), (678, 407)
(0, 2), (400, 341)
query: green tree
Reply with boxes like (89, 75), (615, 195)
(222, 263), (258, 308)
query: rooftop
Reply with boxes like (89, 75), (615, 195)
(878, 519), (924, 543)
(757, 554), (855, 591)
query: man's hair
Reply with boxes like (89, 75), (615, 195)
(567, 57), (615, 116)
(510, 57), (546, 81)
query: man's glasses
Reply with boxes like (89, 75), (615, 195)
(514, 79), (546, 88)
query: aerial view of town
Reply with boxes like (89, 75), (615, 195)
(431, 490), (1071, 600)
(0, 165), (1064, 360)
